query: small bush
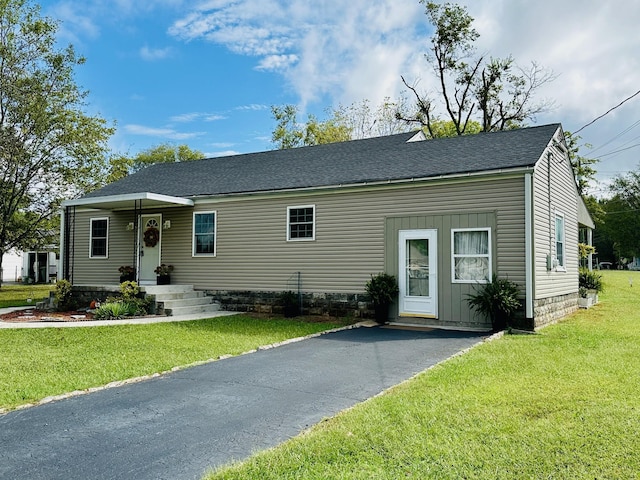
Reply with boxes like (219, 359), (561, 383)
(54, 280), (74, 311)
(365, 273), (399, 305)
(94, 301), (138, 320)
(120, 281), (140, 302)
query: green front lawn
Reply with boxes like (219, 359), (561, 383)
(0, 315), (350, 411)
(208, 270), (640, 479)
(0, 284), (54, 308)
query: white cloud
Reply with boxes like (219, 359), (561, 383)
(47, 2), (101, 44)
(139, 45), (173, 61)
(235, 104), (269, 111)
(169, 0), (424, 108)
(170, 112), (226, 122)
(124, 124), (204, 140)
(256, 54), (298, 72)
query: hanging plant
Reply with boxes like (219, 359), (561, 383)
(143, 227), (159, 247)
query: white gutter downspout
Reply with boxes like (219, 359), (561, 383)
(525, 173), (534, 320)
(59, 208), (65, 281)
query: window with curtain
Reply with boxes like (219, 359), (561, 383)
(193, 211), (216, 256)
(555, 214), (565, 269)
(452, 228), (491, 283)
(90, 218), (108, 258)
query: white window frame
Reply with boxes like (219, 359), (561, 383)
(555, 212), (566, 271)
(451, 227), (492, 283)
(287, 205), (315, 241)
(89, 217), (109, 259)
(192, 211), (217, 257)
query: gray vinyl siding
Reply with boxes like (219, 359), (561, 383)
(532, 144), (580, 298)
(70, 210), (140, 285)
(68, 175), (527, 298)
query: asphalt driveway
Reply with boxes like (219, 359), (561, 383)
(0, 325), (486, 480)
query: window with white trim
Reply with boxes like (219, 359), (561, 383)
(451, 228), (491, 283)
(555, 213), (565, 270)
(287, 205), (315, 241)
(90, 217), (108, 258)
(193, 211), (216, 256)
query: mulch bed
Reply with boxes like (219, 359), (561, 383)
(0, 309), (95, 323)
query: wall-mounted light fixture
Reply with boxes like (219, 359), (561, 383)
(126, 222), (134, 231)
(163, 220), (171, 230)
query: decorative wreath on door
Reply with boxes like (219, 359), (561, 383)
(143, 226), (160, 247)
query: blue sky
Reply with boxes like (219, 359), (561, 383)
(39, 0), (640, 195)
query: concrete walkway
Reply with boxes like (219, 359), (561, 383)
(0, 323), (487, 480)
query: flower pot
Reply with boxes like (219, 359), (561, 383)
(157, 274), (171, 285)
(374, 303), (390, 324)
(120, 273), (135, 283)
(578, 297), (592, 309)
(283, 304), (299, 318)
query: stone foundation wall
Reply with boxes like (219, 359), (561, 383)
(71, 286), (122, 307)
(205, 290), (372, 318)
(533, 292), (578, 328)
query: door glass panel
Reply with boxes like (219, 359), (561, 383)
(406, 239), (429, 297)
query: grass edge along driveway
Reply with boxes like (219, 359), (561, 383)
(207, 270), (640, 480)
(0, 314), (352, 412)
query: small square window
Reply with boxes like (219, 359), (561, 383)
(451, 228), (491, 283)
(287, 205), (315, 241)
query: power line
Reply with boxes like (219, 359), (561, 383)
(574, 89), (640, 135)
(595, 142), (640, 159)
(589, 119), (640, 155)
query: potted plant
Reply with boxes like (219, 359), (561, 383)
(280, 290), (299, 318)
(365, 273), (399, 324)
(154, 264), (174, 285)
(579, 268), (603, 304)
(466, 274), (521, 331)
(118, 265), (136, 283)
(578, 286), (591, 308)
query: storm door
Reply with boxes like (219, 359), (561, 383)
(398, 229), (437, 318)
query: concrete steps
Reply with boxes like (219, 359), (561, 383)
(142, 285), (220, 316)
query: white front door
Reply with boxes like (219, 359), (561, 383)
(399, 229), (438, 318)
(139, 214), (162, 285)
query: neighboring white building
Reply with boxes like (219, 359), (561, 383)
(1, 251), (23, 283)
(1, 250), (57, 283)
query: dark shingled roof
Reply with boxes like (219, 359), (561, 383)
(85, 123), (561, 199)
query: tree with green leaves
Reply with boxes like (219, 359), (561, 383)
(565, 131), (598, 195)
(105, 143), (204, 182)
(0, 0), (114, 286)
(594, 170), (640, 262)
(398, 1), (554, 137)
(271, 105), (352, 149)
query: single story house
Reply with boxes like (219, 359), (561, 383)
(60, 123), (594, 330)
